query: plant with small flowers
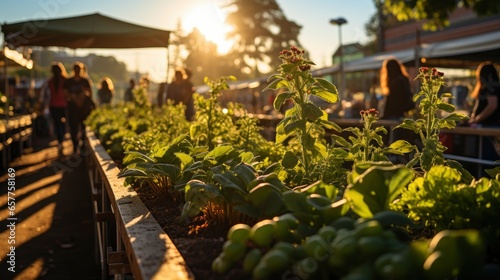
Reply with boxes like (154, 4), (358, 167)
(264, 46), (340, 182)
(397, 67), (471, 179)
(331, 108), (412, 163)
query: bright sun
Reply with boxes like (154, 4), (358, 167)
(184, 4), (233, 54)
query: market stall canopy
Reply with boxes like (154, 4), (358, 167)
(314, 30), (500, 75)
(1, 13), (171, 49)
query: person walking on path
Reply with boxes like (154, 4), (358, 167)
(64, 62), (94, 154)
(41, 62), (69, 155)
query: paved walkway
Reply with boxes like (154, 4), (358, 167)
(0, 136), (100, 279)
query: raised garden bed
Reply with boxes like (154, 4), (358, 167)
(84, 52), (500, 280)
(86, 128), (200, 279)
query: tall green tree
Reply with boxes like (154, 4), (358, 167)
(384, 0), (500, 30)
(223, 0), (304, 77)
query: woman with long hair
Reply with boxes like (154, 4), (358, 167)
(468, 62), (500, 165)
(469, 62), (500, 126)
(43, 62), (69, 154)
(97, 77), (114, 105)
(379, 58), (414, 119)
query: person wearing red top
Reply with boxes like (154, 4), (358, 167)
(42, 62), (68, 154)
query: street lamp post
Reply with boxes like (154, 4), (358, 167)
(330, 17), (347, 100)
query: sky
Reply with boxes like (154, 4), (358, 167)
(0, 0), (376, 82)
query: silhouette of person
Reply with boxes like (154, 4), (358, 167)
(64, 61), (94, 154)
(42, 62), (68, 154)
(379, 58), (414, 120)
(97, 77), (114, 105)
(167, 69), (185, 106)
(124, 78), (136, 102)
(468, 61), (500, 165)
(182, 68), (195, 121)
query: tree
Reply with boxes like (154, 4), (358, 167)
(223, 0), (304, 77)
(384, 0), (500, 30)
(181, 28), (242, 86)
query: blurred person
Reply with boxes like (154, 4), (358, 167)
(97, 77), (114, 105)
(379, 58), (414, 120)
(64, 61), (94, 154)
(167, 69), (185, 106)
(468, 61), (500, 164)
(124, 78), (136, 102)
(156, 81), (167, 107)
(182, 68), (195, 121)
(41, 62), (68, 155)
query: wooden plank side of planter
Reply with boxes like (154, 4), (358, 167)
(86, 128), (195, 280)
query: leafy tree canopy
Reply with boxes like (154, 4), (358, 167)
(384, 0), (500, 30)
(223, 0), (304, 77)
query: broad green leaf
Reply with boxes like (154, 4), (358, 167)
(300, 181), (338, 200)
(315, 78), (338, 96)
(314, 142), (328, 158)
(312, 88), (338, 103)
(213, 173), (246, 194)
(318, 118), (342, 132)
(117, 168), (148, 178)
(123, 150), (156, 163)
(154, 163), (181, 179)
(282, 190), (315, 215)
(274, 91), (293, 110)
(306, 193), (333, 208)
(317, 199), (349, 224)
(345, 164), (412, 218)
(388, 140), (415, 153)
(234, 163), (257, 186)
(437, 102), (455, 113)
(395, 119), (418, 132)
(444, 112), (469, 121)
(266, 73), (282, 83)
(302, 103), (323, 122)
(331, 147), (349, 158)
(302, 133), (316, 150)
(282, 151), (299, 169)
(284, 120), (302, 134)
(174, 152), (193, 166)
(331, 134), (351, 148)
(265, 77), (285, 91)
(247, 183), (285, 217)
(204, 145), (234, 161)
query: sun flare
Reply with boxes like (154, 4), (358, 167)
(184, 3), (233, 54)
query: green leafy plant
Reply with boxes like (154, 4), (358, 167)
(265, 46), (340, 182)
(332, 108), (414, 164)
(344, 161), (414, 218)
(394, 165), (500, 235)
(397, 67), (471, 181)
(190, 76), (236, 150)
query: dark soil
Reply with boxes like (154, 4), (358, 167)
(132, 183), (251, 280)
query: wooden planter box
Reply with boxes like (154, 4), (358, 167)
(85, 128), (195, 279)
